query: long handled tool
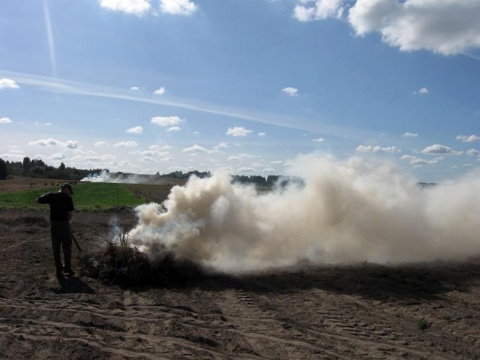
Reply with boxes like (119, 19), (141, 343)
(72, 233), (82, 252)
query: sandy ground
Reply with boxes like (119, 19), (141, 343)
(1, 208), (480, 359)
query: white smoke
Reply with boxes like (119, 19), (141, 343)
(81, 170), (134, 183)
(127, 154), (480, 274)
(82, 169), (170, 185)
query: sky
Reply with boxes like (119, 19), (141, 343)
(0, 0), (479, 183)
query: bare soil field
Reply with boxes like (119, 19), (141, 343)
(1, 206), (480, 359)
(0, 177), (78, 193)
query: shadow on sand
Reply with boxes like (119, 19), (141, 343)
(52, 275), (95, 294)
(195, 260), (480, 302)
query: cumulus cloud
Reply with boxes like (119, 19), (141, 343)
(313, 137), (325, 142)
(160, 0), (198, 16)
(349, 0), (480, 55)
(403, 132), (418, 137)
(421, 144), (463, 156)
(282, 87), (299, 96)
(151, 116), (182, 126)
(356, 144), (401, 153)
(401, 154), (442, 166)
(421, 144), (452, 155)
(0, 78), (19, 89)
(228, 153), (255, 161)
(294, 0), (344, 22)
(226, 126), (253, 137)
(133, 149), (170, 157)
(150, 144), (172, 151)
(456, 134), (480, 143)
(0, 117), (12, 124)
(294, 0), (480, 55)
(49, 153), (66, 161)
(183, 144), (208, 153)
(258, 132), (266, 136)
(213, 143), (229, 150)
(153, 87), (166, 96)
(127, 126), (143, 134)
(413, 87), (429, 95)
(28, 138), (78, 149)
(100, 0), (151, 16)
(114, 141), (138, 147)
(466, 149), (480, 156)
(167, 126), (182, 132)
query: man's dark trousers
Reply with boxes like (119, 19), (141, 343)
(50, 221), (72, 272)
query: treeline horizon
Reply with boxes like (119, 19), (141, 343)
(0, 157), (284, 187)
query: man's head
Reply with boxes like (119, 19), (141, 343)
(61, 184), (74, 195)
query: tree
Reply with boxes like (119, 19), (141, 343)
(22, 157), (31, 169)
(0, 158), (7, 180)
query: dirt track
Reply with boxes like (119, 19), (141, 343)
(1, 208), (480, 359)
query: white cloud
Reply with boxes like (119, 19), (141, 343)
(35, 122), (52, 126)
(160, 0), (198, 16)
(466, 149), (480, 156)
(420, 144), (463, 155)
(133, 149), (170, 157)
(151, 116), (182, 126)
(213, 142), (229, 150)
(262, 167), (276, 172)
(94, 141), (108, 147)
(167, 126), (181, 132)
(228, 153), (255, 161)
(0, 117), (12, 124)
(0, 78), (19, 89)
(114, 141), (138, 147)
(456, 134), (480, 142)
(258, 132), (266, 136)
(282, 87), (298, 96)
(130, 86), (142, 91)
(294, 1), (480, 55)
(237, 167), (255, 173)
(49, 153), (66, 161)
(356, 144), (401, 153)
(401, 154), (442, 166)
(28, 138), (78, 149)
(413, 87), (429, 95)
(183, 144), (207, 152)
(127, 126), (143, 134)
(348, 0), (480, 55)
(403, 132), (418, 137)
(312, 137), (325, 142)
(100, 0), (151, 16)
(150, 144), (171, 151)
(153, 87), (166, 96)
(226, 126), (253, 137)
(294, 0), (344, 22)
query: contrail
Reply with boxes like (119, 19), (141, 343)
(127, 155), (480, 274)
(0, 69), (376, 140)
(43, 0), (57, 79)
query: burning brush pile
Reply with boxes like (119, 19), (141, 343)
(78, 233), (204, 288)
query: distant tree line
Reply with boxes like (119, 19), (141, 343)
(0, 157), (102, 181)
(0, 157), (290, 187)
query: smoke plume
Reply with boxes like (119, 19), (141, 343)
(127, 155), (480, 274)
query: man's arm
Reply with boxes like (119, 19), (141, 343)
(36, 193), (49, 204)
(68, 210), (74, 221)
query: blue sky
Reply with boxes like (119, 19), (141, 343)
(0, 0), (479, 183)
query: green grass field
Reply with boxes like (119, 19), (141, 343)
(0, 182), (175, 210)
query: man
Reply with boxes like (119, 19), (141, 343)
(36, 184), (75, 277)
